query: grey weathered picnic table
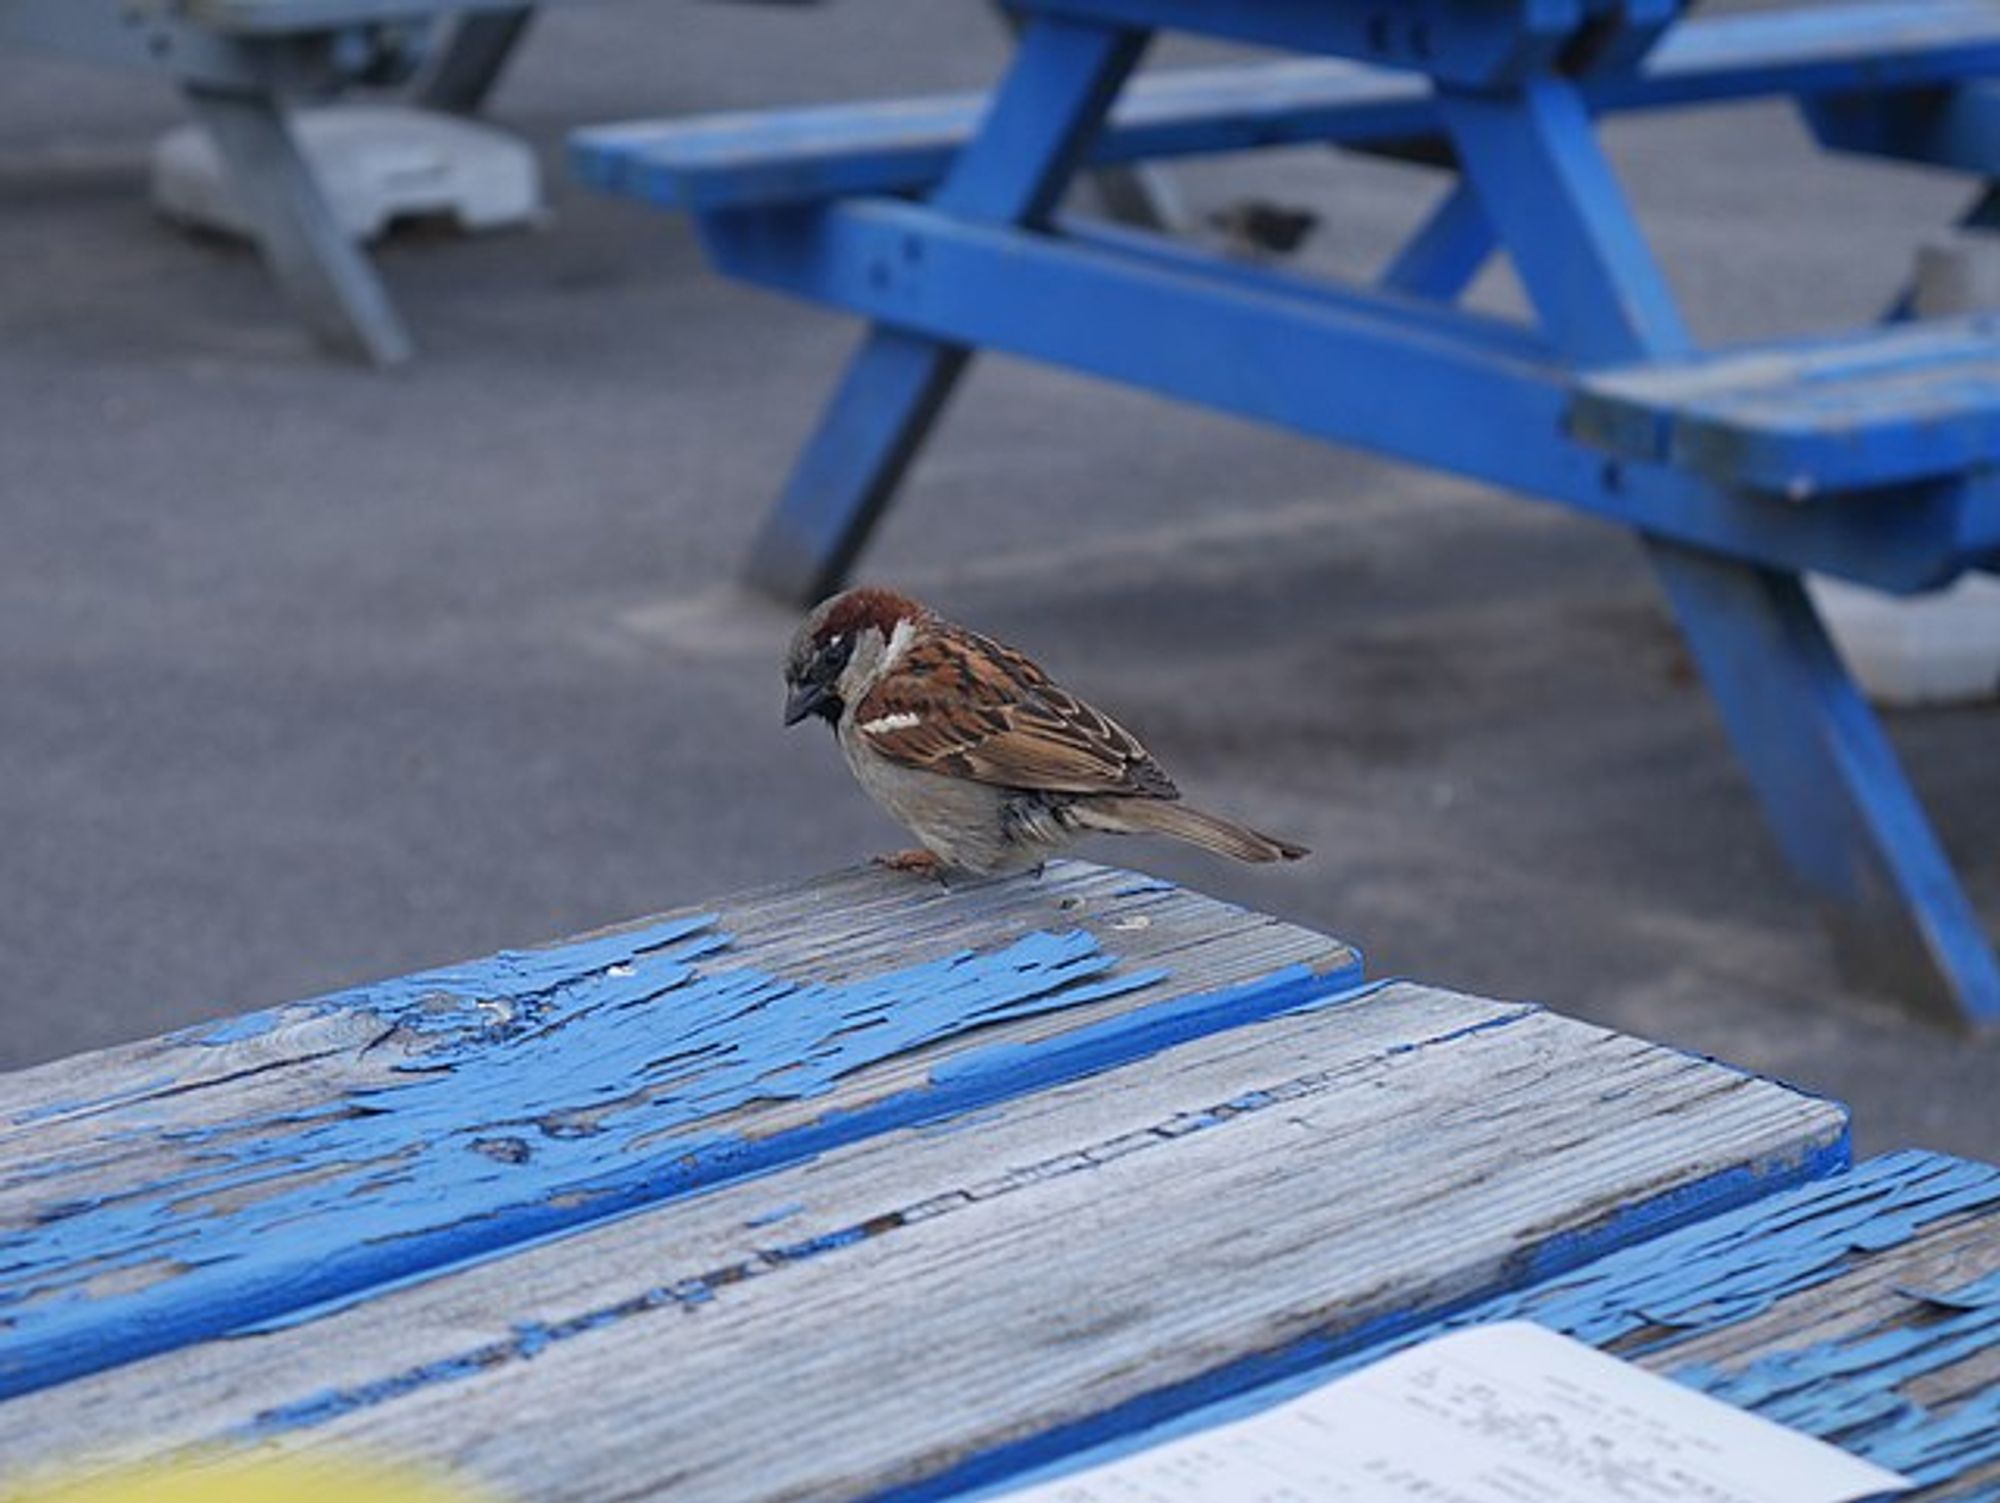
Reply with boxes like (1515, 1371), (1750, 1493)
(5, 860), (1994, 1498)
(1, 0), (1152, 364)
(0, 0), (547, 364)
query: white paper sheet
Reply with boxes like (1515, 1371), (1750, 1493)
(1000, 1322), (1911, 1503)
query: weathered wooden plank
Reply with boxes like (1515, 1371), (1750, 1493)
(572, 3), (2000, 210)
(1020, 1151), (2000, 1501)
(0, 861), (1359, 1400)
(1571, 314), (2000, 496)
(0, 982), (1848, 1500)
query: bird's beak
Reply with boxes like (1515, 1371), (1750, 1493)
(784, 680), (832, 727)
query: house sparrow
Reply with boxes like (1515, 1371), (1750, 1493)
(783, 586), (1308, 877)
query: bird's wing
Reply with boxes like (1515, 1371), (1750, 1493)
(852, 626), (1179, 800)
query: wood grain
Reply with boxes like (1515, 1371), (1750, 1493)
(1042, 1151), (2000, 1502)
(0, 981), (1847, 1501)
(0, 861), (1358, 1399)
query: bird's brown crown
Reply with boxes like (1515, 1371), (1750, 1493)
(809, 586), (928, 647)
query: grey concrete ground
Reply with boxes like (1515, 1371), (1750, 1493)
(1, 1), (1995, 1160)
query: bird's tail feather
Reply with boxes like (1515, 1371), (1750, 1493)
(1077, 798), (1309, 864)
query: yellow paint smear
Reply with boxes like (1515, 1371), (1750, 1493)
(6, 1451), (494, 1503)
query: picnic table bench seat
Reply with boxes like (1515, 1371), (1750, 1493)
(1572, 312), (2000, 507)
(573, 3), (2000, 213)
(0, 861), (1882, 1500)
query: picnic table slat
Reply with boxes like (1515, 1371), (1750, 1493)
(1004, 1150), (2000, 1501)
(0, 861), (1359, 1401)
(0, 981), (1848, 1500)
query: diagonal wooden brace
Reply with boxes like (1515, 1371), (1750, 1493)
(183, 83), (416, 367)
(741, 16), (1150, 606)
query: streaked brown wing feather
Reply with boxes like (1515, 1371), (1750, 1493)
(855, 626), (1178, 799)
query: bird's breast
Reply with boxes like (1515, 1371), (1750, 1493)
(836, 729), (1040, 873)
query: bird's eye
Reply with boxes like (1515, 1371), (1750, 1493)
(820, 635), (852, 676)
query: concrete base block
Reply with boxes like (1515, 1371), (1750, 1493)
(1805, 229), (2000, 707)
(1811, 574), (2000, 707)
(1912, 228), (2000, 318)
(153, 104), (543, 244)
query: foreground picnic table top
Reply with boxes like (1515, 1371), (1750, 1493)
(2, 860), (1972, 1500)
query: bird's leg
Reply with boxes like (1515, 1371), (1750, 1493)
(873, 848), (946, 881)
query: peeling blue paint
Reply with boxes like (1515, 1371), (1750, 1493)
(223, 990), (1411, 1446)
(1899, 1268), (2000, 1312)
(0, 914), (1363, 1400)
(1382, 1008), (1532, 1056)
(1511, 1118), (1854, 1290)
(192, 1012), (302, 1047)
(764, 1225), (871, 1262)
(213, 993), (1804, 1458)
(945, 1151), (1995, 1503)
(511, 1321), (553, 1360)
(1676, 1306), (2000, 1488)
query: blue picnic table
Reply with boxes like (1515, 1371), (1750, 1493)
(573, 0), (2000, 1029)
(0, 863), (1994, 1498)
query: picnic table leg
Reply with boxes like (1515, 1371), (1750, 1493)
(182, 83), (415, 367)
(417, 7), (534, 115)
(743, 16), (1149, 605)
(1648, 547), (2000, 1023)
(986, 0), (1182, 233)
(1440, 74), (2000, 1025)
(1089, 160), (1186, 233)
(742, 331), (970, 603)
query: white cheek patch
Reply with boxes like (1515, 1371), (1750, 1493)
(860, 711), (923, 735)
(879, 617), (919, 672)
